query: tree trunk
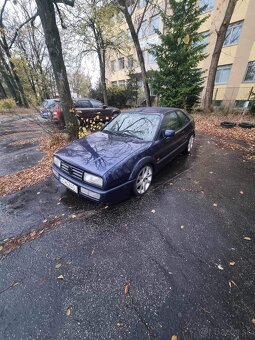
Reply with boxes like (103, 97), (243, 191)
(118, 1), (151, 107)
(0, 79), (7, 98)
(203, 0), (238, 113)
(35, 0), (78, 138)
(98, 48), (108, 105)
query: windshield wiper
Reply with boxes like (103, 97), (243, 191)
(118, 131), (143, 140)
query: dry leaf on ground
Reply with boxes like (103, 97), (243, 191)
(66, 308), (71, 316)
(229, 261), (236, 266)
(57, 275), (64, 280)
(244, 236), (252, 241)
(124, 283), (130, 295)
(55, 263), (62, 269)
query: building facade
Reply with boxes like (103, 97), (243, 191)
(105, 0), (255, 108)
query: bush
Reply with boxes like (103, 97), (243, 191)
(0, 98), (16, 110)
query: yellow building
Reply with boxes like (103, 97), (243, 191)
(106, 0), (255, 108)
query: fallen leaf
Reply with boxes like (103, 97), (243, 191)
(104, 206), (109, 209)
(251, 319), (255, 325)
(209, 171), (213, 174)
(66, 308), (71, 316)
(37, 192), (40, 195)
(244, 237), (252, 241)
(230, 280), (238, 287)
(217, 264), (223, 270)
(213, 203), (218, 207)
(0, 246), (3, 251)
(43, 219), (47, 223)
(171, 336), (178, 340)
(57, 275), (64, 280)
(55, 263), (62, 269)
(30, 231), (36, 238)
(240, 191), (244, 195)
(124, 283), (130, 295)
(229, 261), (235, 266)
(71, 214), (76, 219)
(151, 209), (156, 214)
(180, 225), (185, 229)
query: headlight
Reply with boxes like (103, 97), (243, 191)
(83, 172), (103, 187)
(53, 156), (61, 168)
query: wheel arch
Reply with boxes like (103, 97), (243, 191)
(129, 157), (156, 181)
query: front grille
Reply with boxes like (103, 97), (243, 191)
(60, 161), (83, 181)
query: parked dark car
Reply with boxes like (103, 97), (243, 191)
(74, 98), (120, 125)
(52, 107), (195, 204)
(39, 98), (60, 119)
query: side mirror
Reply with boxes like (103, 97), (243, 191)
(164, 129), (175, 138)
(103, 105), (107, 109)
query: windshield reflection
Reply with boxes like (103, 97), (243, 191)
(103, 112), (161, 141)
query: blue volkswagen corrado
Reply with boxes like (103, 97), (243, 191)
(52, 107), (195, 204)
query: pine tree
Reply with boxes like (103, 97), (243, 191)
(150, 0), (208, 111)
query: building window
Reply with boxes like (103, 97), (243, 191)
(127, 55), (134, 68)
(215, 65), (232, 84)
(118, 80), (126, 88)
(244, 61), (255, 82)
(195, 31), (209, 47)
(212, 100), (222, 107)
(138, 20), (147, 39)
(199, 0), (215, 12)
(148, 15), (160, 35)
(111, 81), (118, 87)
(235, 100), (250, 108)
(118, 57), (125, 70)
(223, 21), (243, 47)
(147, 49), (156, 64)
(111, 60), (116, 72)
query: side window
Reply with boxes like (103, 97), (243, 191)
(176, 110), (190, 126)
(90, 99), (103, 108)
(161, 112), (182, 131)
(75, 100), (91, 108)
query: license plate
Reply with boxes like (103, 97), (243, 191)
(59, 176), (78, 193)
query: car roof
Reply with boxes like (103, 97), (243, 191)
(74, 98), (102, 101)
(122, 107), (181, 114)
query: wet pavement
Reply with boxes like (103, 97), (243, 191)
(0, 115), (255, 339)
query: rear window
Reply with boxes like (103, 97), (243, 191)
(177, 110), (190, 126)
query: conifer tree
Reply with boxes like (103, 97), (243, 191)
(150, 0), (208, 111)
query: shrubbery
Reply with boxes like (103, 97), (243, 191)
(0, 98), (16, 110)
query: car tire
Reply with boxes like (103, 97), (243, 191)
(184, 134), (194, 154)
(220, 121), (236, 128)
(238, 122), (255, 129)
(133, 164), (153, 196)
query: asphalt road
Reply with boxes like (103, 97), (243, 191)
(0, 115), (254, 339)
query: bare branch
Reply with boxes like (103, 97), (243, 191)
(54, 2), (67, 29)
(9, 12), (38, 49)
(0, 0), (8, 25)
(54, 0), (75, 6)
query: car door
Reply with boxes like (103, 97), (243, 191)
(154, 111), (184, 167)
(75, 99), (94, 120)
(176, 109), (193, 144)
(89, 99), (111, 121)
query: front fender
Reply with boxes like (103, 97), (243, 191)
(129, 156), (156, 181)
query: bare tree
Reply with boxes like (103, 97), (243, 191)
(113, 0), (152, 106)
(203, 0), (238, 113)
(0, 0), (30, 107)
(35, 0), (78, 138)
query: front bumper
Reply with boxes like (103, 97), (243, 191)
(52, 164), (134, 204)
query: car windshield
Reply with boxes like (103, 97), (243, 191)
(103, 112), (161, 142)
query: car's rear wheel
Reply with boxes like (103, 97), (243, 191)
(184, 134), (194, 154)
(133, 165), (153, 196)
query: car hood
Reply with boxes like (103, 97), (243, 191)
(55, 131), (150, 176)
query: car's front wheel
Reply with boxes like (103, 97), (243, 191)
(133, 165), (153, 196)
(184, 134), (194, 154)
